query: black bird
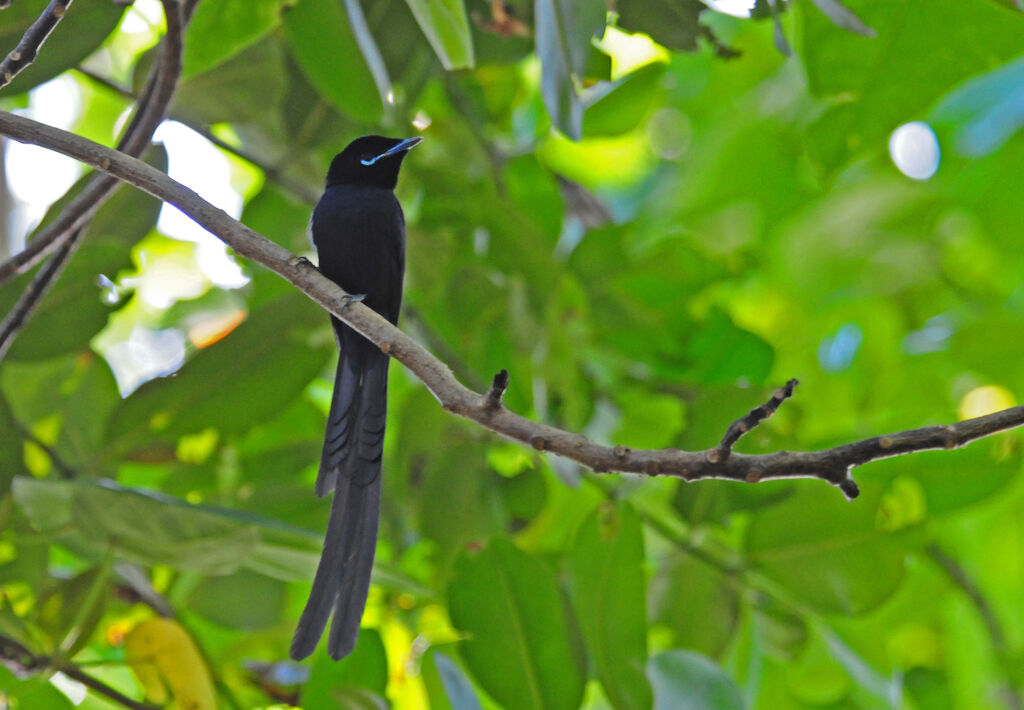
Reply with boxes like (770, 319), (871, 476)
(291, 135), (421, 661)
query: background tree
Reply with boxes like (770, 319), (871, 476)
(1, 0), (1024, 709)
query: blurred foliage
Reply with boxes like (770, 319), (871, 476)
(1, 0), (1024, 708)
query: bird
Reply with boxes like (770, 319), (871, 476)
(290, 135), (421, 661)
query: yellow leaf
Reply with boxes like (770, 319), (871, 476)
(125, 618), (216, 710)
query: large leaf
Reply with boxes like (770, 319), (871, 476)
(182, 0), (293, 77)
(746, 484), (918, 614)
(12, 477), (321, 578)
(172, 36), (288, 127)
(582, 62), (667, 137)
(535, 0), (607, 139)
(567, 502), (652, 710)
(0, 0), (124, 96)
(282, 0), (383, 123)
(103, 291), (328, 457)
(448, 537), (586, 710)
(404, 0), (475, 69)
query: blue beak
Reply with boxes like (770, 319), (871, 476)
(361, 136), (423, 166)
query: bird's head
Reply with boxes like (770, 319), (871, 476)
(325, 135), (422, 190)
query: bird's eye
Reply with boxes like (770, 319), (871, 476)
(359, 152), (375, 165)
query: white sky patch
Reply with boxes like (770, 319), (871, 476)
(154, 121), (249, 288)
(702, 0), (756, 18)
(5, 76), (83, 245)
(889, 121), (940, 181)
(120, 0), (165, 34)
(105, 326), (186, 395)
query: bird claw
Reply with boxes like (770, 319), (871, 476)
(344, 293), (367, 305)
(289, 255), (313, 268)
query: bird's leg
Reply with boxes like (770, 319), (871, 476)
(344, 293), (367, 306)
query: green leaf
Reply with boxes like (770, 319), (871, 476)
(799, 0), (1024, 171)
(746, 484), (917, 614)
(613, 386), (685, 450)
(650, 550), (740, 658)
(303, 629), (388, 706)
(187, 569), (285, 629)
(103, 292), (328, 457)
(649, 650), (743, 710)
(36, 566), (110, 658)
(863, 442), (1019, 516)
(0, 0), (124, 96)
(182, 0), (294, 77)
(173, 36), (288, 126)
(14, 477), (257, 573)
(0, 666), (73, 710)
(535, 0), (607, 139)
(0, 393), (29, 494)
(11, 478), (321, 577)
(807, 0), (874, 36)
(282, 0), (383, 123)
(448, 538), (585, 710)
(567, 502), (652, 710)
(685, 310), (774, 386)
(582, 62), (666, 137)
(404, 0), (475, 69)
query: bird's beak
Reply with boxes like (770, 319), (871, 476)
(361, 136), (423, 166)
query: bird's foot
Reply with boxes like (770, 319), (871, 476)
(344, 293), (367, 306)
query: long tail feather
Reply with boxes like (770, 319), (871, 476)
(290, 331), (389, 661)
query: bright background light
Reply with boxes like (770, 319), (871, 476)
(4, 76), (83, 248)
(889, 121), (940, 180)
(154, 121), (249, 289)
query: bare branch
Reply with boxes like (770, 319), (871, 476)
(2, 110), (1024, 500)
(0, 0), (189, 361)
(712, 378), (797, 463)
(0, 0), (73, 90)
(485, 369), (510, 410)
(0, 632), (160, 710)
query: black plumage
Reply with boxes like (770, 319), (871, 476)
(290, 135), (420, 661)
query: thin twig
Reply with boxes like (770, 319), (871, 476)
(927, 543), (1024, 710)
(0, 0), (73, 90)
(712, 378), (798, 463)
(485, 369), (509, 410)
(12, 412), (74, 479)
(0, 232), (71, 361)
(0, 632), (160, 710)
(3, 110), (1024, 499)
(0, 0), (190, 362)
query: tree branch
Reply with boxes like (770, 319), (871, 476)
(0, 0), (189, 362)
(2, 109), (1024, 499)
(0, 632), (160, 710)
(0, 0), (73, 90)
